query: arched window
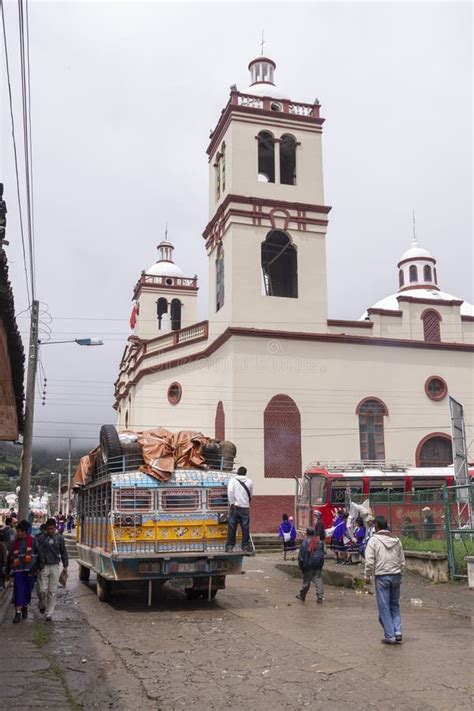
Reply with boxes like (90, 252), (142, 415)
(170, 298), (181, 331)
(257, 131), (275, 183)
(423, 265), (432, 281)
(434, 267), (438, 284)
(357, 398), (388, 462)
(399, 269), (404, 288)
(216, 243), (224, 312)
(215, 401), (225, 441)
(264, 394), (302, 478)
(261, 230), (298, 298)
(125, 410), (129, 429)
(409, 265), (418, 282)
(416, 433), (452, 467)
(157, 297), (168, 329)
(422, 309), (441, 342)
(280, 134), (297, 185)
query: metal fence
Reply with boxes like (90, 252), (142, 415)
(443, 483), (474, 579)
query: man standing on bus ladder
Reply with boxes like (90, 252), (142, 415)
(364, 515), (405, 645)
(226, 467), (253, 553)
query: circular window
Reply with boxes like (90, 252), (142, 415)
(270, 102), (282, 112)
(425, 376), (447, 401)
(165, 277), (173, 286)
(167, 382), (182, 405)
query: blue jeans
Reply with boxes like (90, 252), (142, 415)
(375, 574), (402, 640)
(226, 507), (250, 549)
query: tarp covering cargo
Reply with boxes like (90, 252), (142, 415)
(73, 446), (100, 486)
(138, 428), (210, 481)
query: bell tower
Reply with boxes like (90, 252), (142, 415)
(203, 55), (330, 336)
(131, 237), (198, 340)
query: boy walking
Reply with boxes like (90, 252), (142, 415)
(364, 515), (405, 645)
(37, 518), (68, 621)
(295, 528), (324, 604)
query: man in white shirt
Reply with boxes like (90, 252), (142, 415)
(225, 466), (253, 553)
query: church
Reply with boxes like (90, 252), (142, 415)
(114, 55), (474, 532)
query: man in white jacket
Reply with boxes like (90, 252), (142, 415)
(365, 515), (406, 645)
(225, 467), (253, 553)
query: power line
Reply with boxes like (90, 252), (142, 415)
(17, 0), (36, 300)
(0, 0), (31, 304)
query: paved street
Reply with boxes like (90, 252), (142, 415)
(0, 557), (472, 710)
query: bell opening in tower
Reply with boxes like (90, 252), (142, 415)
(261, 230), (298, 298)
(257, 131), (275, 183)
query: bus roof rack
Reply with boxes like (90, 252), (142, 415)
(305, 460), (410, 473)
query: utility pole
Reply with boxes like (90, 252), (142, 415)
(66, 437), (72, 516)
(18, 299), (40, 520)
(57, 471), (62, 514)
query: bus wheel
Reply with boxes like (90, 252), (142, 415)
(79, 565), (90, 582)
(96, 574), (111, 602)
(185, 588), (201, 600)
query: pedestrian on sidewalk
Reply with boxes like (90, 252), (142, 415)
(278, 514), (297, 560)
(331, 511), (349, 564)
(0, 529), (8, 589)
(5, 520), (39, 623)
(226, 467), (253, 553)
(295, 528), (324, 604)
(37, 517), (69, 621)
(66, 514), (74, 534)
(364, 514), (405, 645)
(2, 517), (16, 545)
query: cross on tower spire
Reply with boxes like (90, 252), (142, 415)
(260, 29), (265, 55)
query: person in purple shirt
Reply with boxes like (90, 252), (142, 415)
(278, 514), (297, 560)
(331, 510), (349, 564)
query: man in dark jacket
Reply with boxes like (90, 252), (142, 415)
(295, 528), (324, 604)
(314, 510), (326, 541)
(37, 518), (68, 620)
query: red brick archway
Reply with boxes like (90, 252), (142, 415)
(264, 394), (302, 478)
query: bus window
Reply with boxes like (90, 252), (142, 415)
(369, 480), (405, 503)
(411, 479), (446, 503)
(310, 476), (327, 505)
(299, 477), (310, 505)
(330, 480), (363, 506)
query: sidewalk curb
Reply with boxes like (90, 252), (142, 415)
(0, 583), (12, 623)
(276, 561), (366, 589)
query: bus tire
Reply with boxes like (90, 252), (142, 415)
(185, 588), (201, 600)
(99, 425), (122, 470)
(96, 574), (111, 602)
(79, 564), (90, 582)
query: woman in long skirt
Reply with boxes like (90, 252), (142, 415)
(6, 520), (38, 623)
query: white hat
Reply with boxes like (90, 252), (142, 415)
(422, 507), (431, 512)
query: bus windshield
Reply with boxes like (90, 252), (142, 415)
(310, 476), (327, 505)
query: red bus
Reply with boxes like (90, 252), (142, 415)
(295, 462), (474, 539)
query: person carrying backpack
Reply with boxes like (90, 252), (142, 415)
(295, 528), (324, 604)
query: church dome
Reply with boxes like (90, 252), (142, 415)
(242, 56), (290, 100)
(145, 239), (184, 278)
(361, 235), (474, 318)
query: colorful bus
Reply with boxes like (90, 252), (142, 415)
(75, 453), (249, 604)
(295, 461), (474, 538)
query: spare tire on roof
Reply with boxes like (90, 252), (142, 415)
(99, 425), (123, 472)
(202, 440), (221, 469)
(120, 440), (144, 469)
(219, 440), (237, 471)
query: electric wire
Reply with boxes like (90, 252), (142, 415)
(17, 0), (36, 300)
(0, 0), (31, 304)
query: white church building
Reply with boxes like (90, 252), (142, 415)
(115, 55), (474, 531)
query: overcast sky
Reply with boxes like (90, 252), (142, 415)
(1, 0), (472, 451)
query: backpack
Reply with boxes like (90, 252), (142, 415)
(305, 539), (324, 570)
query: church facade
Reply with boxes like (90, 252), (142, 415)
(114, 56), (474, 531)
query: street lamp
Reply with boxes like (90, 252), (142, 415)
(18, 327), (104, 520)
(39, 338), (104, 346)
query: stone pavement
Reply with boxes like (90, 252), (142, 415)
(0, 557), (472, 710)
